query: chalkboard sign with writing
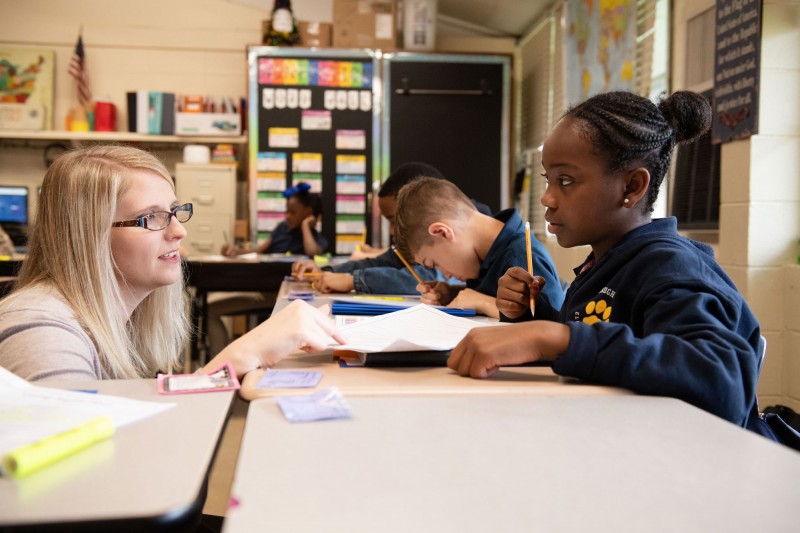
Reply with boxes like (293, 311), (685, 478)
(712, 0), (762, 144)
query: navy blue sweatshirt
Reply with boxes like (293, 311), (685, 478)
(520, 218), (761, 428)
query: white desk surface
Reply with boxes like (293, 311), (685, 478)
(240, 352), (630, 400)
(0, 379), (234, 529)
(224, 394), (800, 533)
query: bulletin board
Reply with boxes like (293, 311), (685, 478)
(247, 47), (379, 255)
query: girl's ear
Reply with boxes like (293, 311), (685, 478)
(623, 167), (651, 208)
(428, 222), (455, 241)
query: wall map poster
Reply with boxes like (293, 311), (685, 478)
(565, 0), (637, 105)
(0, 47), (54, 130)
(712, 0), (762, 144)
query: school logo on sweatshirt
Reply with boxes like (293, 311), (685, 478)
(581, 287), (615, 324)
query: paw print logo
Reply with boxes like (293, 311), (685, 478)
(583, 299), (612, 325)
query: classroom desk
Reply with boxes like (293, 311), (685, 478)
(240, 353), (630, 400)
(184, 255), (296, 363)
(0, 379), (234, 532)
(224, 395), (800, 533)
(241, 281), (631, 400)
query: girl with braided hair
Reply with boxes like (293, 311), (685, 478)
(447, 91), (778, 442)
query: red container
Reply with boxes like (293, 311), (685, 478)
(94, 101), (117, 132)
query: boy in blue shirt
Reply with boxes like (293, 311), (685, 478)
(293, 162), (490, 294)
(393, 177), (564, 318)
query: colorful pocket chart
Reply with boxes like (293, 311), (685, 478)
(259, 59), (372, 89)
(336, 175), (366, 195)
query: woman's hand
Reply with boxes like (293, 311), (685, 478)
(204, 300), (346, 377)
(496, 267), (546, 319)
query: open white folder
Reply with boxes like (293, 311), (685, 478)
(330, 303), (505, 353)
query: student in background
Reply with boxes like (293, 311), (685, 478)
(223, 182), (327, 257)
(392, 177), (564, 318)
(447, 90), (777, 441)
(0, 146), (342, 381)
(292, 162), (475, 295)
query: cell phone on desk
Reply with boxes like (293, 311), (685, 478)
(157, 362), (240, 394)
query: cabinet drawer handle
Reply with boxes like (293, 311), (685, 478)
(191, 241), (214, 251)
(193, 195), (214, 205)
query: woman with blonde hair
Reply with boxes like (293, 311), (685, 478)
(0, 145), (342, 381)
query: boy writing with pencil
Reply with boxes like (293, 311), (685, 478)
(393, 177), (564, 318)
(292, 162), (486, 294)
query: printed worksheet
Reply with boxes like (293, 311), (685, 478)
(330, 304), (504, 353)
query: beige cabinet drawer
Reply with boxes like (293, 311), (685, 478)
(175, 163), (236, 212)
(183, 213), (232, 256)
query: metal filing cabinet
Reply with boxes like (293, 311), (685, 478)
(175, 163), (236, 256)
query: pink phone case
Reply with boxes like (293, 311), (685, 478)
(157, 361), (241, 395)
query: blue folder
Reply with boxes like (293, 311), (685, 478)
(330, 302), (476, 317)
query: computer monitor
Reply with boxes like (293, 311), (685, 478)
(0, 186), (29, 247)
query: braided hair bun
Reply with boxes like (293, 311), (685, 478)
(658, 91), (712, 144)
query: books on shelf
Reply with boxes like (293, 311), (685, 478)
(126, 91), (176, 135)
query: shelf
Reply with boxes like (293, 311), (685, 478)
(0, 130), (247, 144)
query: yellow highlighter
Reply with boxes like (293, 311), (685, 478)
(352, 295), (404, 302)
(2, 415), (115, 478)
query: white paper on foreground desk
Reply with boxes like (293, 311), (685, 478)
(0, 367), (174, 458)
(331, 303), (504, 353)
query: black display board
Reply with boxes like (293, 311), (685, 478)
(384, 55), (510, 213)
(712, 0), (762, 144)
(249, 48), (377, 255)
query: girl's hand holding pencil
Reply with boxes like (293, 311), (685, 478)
(291, 259), (322, 279)
(496, 266), (546, 320)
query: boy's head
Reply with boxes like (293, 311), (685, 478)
(394, 177), (480, 281)
(378, 162), (446, 236)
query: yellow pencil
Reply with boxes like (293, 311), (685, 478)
(296, 272), (323, 277)
(391, 245), (424, 285)
(524, 221), (536, 317)
(356, 228), (367, 253)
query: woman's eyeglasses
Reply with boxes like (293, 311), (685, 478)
(112, 203), (193, 231)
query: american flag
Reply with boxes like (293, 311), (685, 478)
(68, 34), (92, 106)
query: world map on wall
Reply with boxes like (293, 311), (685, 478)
(566, 0), (636, 105)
